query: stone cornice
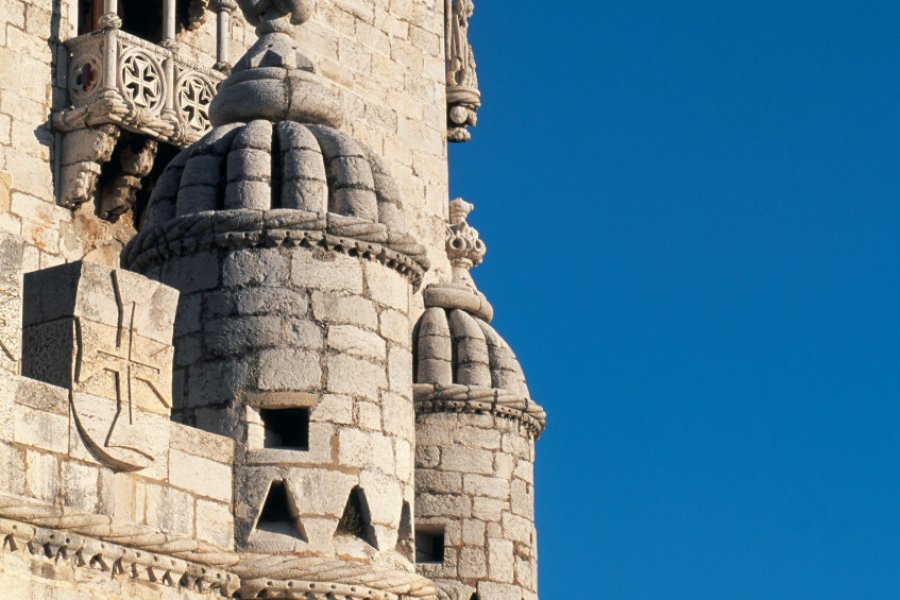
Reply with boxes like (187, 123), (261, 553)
(414, 383), (546, 438)
(0, 496), (438, 599)
(123, 210), (430, 288)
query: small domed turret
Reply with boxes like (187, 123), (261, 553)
(412, 199), (544, 600)
(413, 199), (545, 434)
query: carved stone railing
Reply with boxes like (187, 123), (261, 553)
(52, 29), (225, 212)
(54, 29), (223, 147)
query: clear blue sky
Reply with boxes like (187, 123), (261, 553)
(449, 2), (900, 598)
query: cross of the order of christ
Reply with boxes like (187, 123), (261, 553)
(74, 271), (172, 470)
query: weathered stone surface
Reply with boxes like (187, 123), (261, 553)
(0, 233), (22, 374)
(258, 348), (322, 391)
(22, 262), (178, 472)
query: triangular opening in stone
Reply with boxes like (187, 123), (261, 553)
(335, 486), (378, 548)
(255, 480), (307, 541)
(396, 500), (414, 559)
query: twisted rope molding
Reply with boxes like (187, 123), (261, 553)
(0, 516), (238, 596)
(123, 210), (429, 287)
(0, 496), (438, 599)
(413, 383), (546, 437)
(236, 556), (437, 599)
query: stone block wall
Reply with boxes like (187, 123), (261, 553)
(299, 0), (452, 284)
(138, 243), (418, 562)
(415, 412), (539, 600)
(0, 374), (238, 595)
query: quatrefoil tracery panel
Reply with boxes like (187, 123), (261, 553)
(119, 49), (165, 112)
(176, 72), (215, 133)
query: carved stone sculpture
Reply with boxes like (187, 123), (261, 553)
(58, 124), (121, 209)
(446, 0), (481, 142)
(98, 137), (158, 222)
(21, 262), (179, 471)
(186, 0), (211, 30)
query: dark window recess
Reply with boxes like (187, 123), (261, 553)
(90, 0), (193, 41)
(120, 0), (166, 42)
(398, 502), (413, 540)
(256, 480), (306, 540)
(336, 487), (378, 548)
(415, 526), (445, 564)
(260, 408), (310, 450)
(78, 0), (104, 35)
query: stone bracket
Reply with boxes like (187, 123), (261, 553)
(57, 123), (120, 210)
(98, 136), (159, 222)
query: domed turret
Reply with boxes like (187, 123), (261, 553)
(412, 199), (545, 600)
(123, 2), (436, 597)
(125, 1), (427, 280)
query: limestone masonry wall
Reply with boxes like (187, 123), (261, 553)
(416, 414), (538, 600)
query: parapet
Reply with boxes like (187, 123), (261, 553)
(1, 253), (239, 596)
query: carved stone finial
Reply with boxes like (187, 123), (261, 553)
(236, 0), (314, 33)
(208, 0), (342, 127)
(446, 0), (480, 142)
(446, 198), (486, 289)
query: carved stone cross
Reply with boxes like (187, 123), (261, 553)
(22, 262), (178, 471)
(122, 54), (162, 109)
(79, 271), (172, 466)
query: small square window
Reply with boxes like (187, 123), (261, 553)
(415, 526), (445, 564)
(260, 408), (310, 450)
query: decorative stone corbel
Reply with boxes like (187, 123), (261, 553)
(98, 137), (158, 222)
(58, 124), (121, 209)
(446, 0), (481, 142)
(187, 0), (210, 30)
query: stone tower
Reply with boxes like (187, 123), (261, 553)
(124, 2), (434, 594)
(413, 200), (546, 599)
(0, 0), (545, 597)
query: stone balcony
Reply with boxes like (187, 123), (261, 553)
(53, 28), (223, 148)
(51, 28), (226, 215)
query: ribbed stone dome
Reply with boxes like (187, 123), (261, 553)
(126, 120), (428, 277)
(413, 283), (546, 435)
(124, 14), (428, 281)
(412, 199), (545, 434)
(415, 288), (526, 395)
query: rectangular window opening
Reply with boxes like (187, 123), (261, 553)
(415, 526), (445, 564)
(260, 408), (310, 450)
